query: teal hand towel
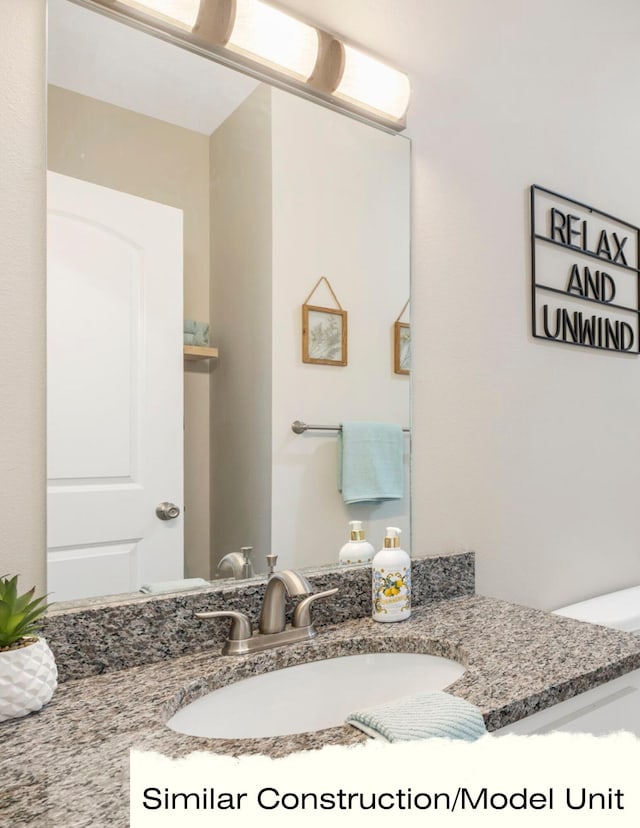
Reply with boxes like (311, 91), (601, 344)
(338, 421), (404, 504)
(184, 319), (197, 334)
(346, 691), (487, 743)
(140, 578), (209, 594)
(184, 333), (196, 345)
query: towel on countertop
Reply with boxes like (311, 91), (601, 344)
(346, 691), (487, 743)
(140, 578), (209, 594)
(338, 421), (404, 504)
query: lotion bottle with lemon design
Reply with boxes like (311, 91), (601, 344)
(372, 527), (411, 622)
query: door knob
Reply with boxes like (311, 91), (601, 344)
(156, 502), (181, 520)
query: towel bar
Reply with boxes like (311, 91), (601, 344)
(292, 420), (410, 435)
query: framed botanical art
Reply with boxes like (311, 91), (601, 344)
(394, 299), (410, 374)
(394, 321), (410, 374)
(302, 277), (348, 366)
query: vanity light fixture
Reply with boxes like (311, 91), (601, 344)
(84, 0), (411, 130)
(115, 0), (202, 30)
(334, 44), (412, 123)
(224, 0), (319, 81)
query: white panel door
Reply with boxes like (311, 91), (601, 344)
(47, 171), (184, 601)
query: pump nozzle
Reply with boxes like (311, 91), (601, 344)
(349, 520), (364, 541)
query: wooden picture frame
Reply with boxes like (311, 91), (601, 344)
(302, 305), (348, 366)
(394, 321), (410, 374)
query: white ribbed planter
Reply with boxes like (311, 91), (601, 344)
(0, 637), (58, 723)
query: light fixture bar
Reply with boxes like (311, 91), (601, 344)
(77, 0), (410, 130)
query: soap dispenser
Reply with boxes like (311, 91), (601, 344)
(339, 521), (375, 565)
(372, 527), (411, 622)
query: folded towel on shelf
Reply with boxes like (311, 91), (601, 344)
(346, 691), (487, 743)
(194, 322), (209, 345)
(140, 578), (209, 594)
(183, 320), (210, 345)
(338, 421), (404, 504)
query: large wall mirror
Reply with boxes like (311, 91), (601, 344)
(46, 0), (411, 603)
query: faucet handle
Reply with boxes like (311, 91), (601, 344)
(292, 587), (339, 628)
(195, 610), (252, 641)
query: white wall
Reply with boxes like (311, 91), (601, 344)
(0, 0), (46, 594)
(286, 0), (640, 608)
(4, 0), (640, 609)
(270, 89), (410, 568)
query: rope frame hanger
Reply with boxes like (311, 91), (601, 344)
(302, 276), (344, 309)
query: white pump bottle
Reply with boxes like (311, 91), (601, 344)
(339, 521), (375, 565)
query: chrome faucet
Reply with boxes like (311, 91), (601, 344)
(196, 556), (338, 655)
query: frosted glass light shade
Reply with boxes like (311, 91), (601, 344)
(334, 44), (411, 121)
(226, 0), (319, 81)
(117, 0), (202, 30)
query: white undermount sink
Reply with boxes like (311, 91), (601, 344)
(167, 652), (465, 739)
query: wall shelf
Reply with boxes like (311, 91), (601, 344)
(183, 345), (219, 362)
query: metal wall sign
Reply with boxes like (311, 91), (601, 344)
(531, 185), (640, 354)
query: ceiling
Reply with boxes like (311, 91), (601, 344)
(47, 0), (260, 135)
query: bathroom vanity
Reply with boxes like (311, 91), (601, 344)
(4, 552), (640, 827)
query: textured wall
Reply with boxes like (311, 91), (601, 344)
(0, 0), (46, 594)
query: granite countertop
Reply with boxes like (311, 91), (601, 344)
(5, 594), (640, 826)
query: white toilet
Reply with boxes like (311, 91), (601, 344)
(496, 587), (640, 736)
(554, 585), (640, 635)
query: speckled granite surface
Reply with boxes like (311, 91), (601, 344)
(4, 594), (640, 827)
(43, 552), (474, 682)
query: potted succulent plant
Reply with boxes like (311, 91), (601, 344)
(0, 575), (57, 723)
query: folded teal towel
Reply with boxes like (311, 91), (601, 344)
(195, 322), (209, 345)
(140, 578), (209, 594)
(184, 320), (210, 345)
(346, 691), (487, 742)
(338, 422), (404, 504)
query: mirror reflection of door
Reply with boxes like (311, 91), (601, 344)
(46, 171), (184, 601)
